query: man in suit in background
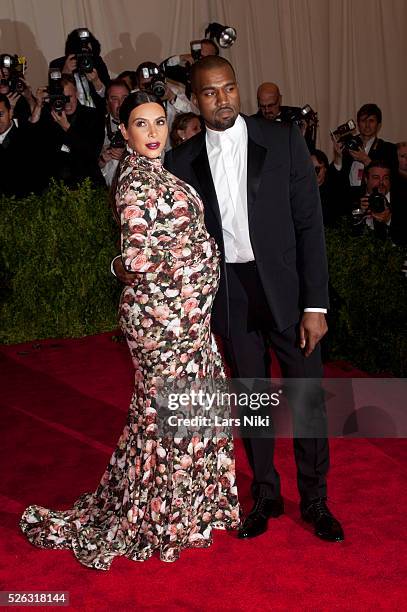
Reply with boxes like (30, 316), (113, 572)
(165, 56), (344, 542)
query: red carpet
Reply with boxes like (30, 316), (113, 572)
(1, 333), (406, 610)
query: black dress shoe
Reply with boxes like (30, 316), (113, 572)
(238, 496), (284, 539)
(301, 498), (344, 542)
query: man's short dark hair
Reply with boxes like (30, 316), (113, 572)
(357, 103), (382, 124)
(60, 74), (77, 88)
(364, 159), (391, 177)
(200, 38), (219, 55)
(106, 78), (130, 97)
(0, 93), (11, 110)
(190, 56), (236, 93)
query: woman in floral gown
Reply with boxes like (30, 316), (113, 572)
(20, 91), (240, 570)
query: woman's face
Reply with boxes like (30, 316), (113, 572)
(120, 102), (167, 158)
(311, 155), (327, 187)
(177, 117), (201, 142)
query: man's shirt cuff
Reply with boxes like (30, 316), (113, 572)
(304, 308), (327, 313)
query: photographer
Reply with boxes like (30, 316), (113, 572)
(49, 28), (110, 114)
(331, 104), (398, 210)
(29, 74), (105, 190)
(99, 78), (130, 186)
(0, 55), (37, 125)
(354, 161), (405, 246)
(161, 38), (219, 86)
(135, 62), (197, 147)
(0, 93), (37, 197)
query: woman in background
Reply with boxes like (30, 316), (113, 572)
(170, 111), (201, 148)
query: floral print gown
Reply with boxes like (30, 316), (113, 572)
(20, 152), (240, 570)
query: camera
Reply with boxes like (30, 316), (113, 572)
(368, 188), (386, 214)
(141, 66), (166, 99)
(190, 40), (202, 62)
(74, 28), (94, 74)
(352, 187), (387, 225)
(280, 105), (318, 128)
(0, 53), (27, 93)
(47, 70), (70, 113)
(331, 119), (363, 152)
(109, 130), (125, 149)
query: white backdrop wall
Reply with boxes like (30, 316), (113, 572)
(1, 0), (406, 155)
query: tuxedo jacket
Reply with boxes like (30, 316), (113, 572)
(164, 114), (328, 337)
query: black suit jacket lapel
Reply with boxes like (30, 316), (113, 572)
(244, 116), (267, 211)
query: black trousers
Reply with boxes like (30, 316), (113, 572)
(222, 261), (329, 503)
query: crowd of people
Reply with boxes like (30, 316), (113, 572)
(0, 27), (405, 248)
(0, 27), (405, 249)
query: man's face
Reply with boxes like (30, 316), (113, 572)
(311, 155), (327, 187)
(258, 90), (281, 120)
(192, 64), (240, 131)
(358, 114), (380, 139)
(397, 145), (407, 173)
(366, 166), (391, 195)
(0, 101), (12, 134)
(107, 85), (129, 121)
(63, 82), (78, 115)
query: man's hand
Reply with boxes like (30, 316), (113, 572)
(360, 195), (371, 215)
(109, 146), (125, 160)
(113, 256), (138, 285)
(331, 136), (344, 163)
(85, 68), (103, 92)
(371, 208), (391, 224)
(360, 196), (391, 223)
(349, 148), (371, 166)
(99, 146), (124, 168)
(299, 312), (327, 357)
(7, 91), (20, 111)
(62, 54), (77, 74)
(51, 109), (70, 131)
(29, 87), (48, 123)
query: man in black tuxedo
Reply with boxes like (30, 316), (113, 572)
(164, 56), (344, 542)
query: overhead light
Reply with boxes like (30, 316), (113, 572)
(204, 22), (237, 48)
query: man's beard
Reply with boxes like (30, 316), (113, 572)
(212, 114), (238, 131)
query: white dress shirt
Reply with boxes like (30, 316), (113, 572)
(205, 114), (326, 313)
(206, 114), (254, 263)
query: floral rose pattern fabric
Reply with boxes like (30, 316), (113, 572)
(20, 152), (240, 570)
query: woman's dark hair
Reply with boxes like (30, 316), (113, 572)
(170, 112), (201, 147)
(65, 28), (101, 57)
(311, 148), (329, 170)
(110, 91), (166, 225)
(117, 70), (138, 90)
(119, 90), (166, 127)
